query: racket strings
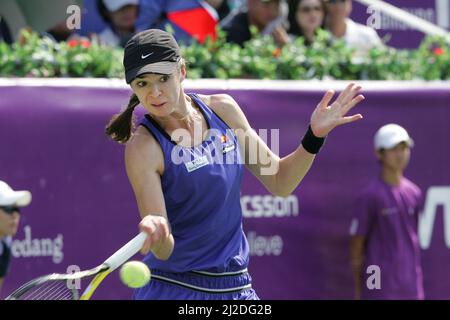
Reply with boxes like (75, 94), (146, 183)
(6, 232), (145, 300)
(10, 279), (81, 300)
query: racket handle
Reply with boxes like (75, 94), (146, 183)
(103, 232), (147, 271)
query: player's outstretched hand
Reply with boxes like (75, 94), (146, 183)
(310, 83), (364, 138)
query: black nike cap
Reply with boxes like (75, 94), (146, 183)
(123, 29), (181, 84)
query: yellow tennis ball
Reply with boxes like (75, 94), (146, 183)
(119, 261), (151, 288)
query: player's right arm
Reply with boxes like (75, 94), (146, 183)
(125, 126), (174, 261)
(349, 235), (365, 300)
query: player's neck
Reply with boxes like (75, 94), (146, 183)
(158, 96), (200, 129)
(153, 96), (206, 147)
(380, 167), (403, 186)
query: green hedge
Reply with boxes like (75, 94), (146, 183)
(0, 29), (448, 80)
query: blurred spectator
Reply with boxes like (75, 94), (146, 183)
(76, 0), (108, 38)
(205, 0), (231, 21)
(0, 181), (32, 295)
(0, 15), (13, 44)
(135, 0), (218, 45)
(228, 0), (247, 10)
(349, 124), (424, 300)
(42, 20), (75, 43)
(96, 0), (139, 47)
(0, 0), (82, 43)
(221, 0), (289, 47)
(287, 0), (325, 46)
(324, 0), (381, 52)
(0, 0), (28, 43)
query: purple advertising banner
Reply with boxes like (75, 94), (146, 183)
(0, 79), (449, 300)
(352, 0), (450, 49)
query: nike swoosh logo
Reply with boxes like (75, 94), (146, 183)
(141, 52), (153, 59)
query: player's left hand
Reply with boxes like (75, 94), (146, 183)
(310, 83), (364, 138)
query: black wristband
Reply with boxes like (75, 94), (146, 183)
(301, 125), (326, 154)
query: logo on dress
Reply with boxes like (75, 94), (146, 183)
(221, 135), (235, 154)
(220, 135), (227, 143)
(184, 155), (209, 172)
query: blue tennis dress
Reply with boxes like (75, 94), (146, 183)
(133, 93), (258, 300)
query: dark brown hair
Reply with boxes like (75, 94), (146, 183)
(288, 0), (326, 44)
(105, 93), (140, 143)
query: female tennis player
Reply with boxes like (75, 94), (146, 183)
(106, 28), (364, 300)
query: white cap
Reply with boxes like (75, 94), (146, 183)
(102, 0), (139, 12)
(374, 123), (414, 150)
(0, 181), (32, 207)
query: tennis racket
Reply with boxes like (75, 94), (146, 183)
(5, 232), (147, 300)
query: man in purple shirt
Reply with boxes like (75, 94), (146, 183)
(349, 124), (424, 300)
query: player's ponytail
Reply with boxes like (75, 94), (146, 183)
(105, 93), (140, 143)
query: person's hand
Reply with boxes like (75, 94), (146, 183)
(271, 25), (290, 47)
(139, 215), (171, 255)
(310, 83), (364, 137)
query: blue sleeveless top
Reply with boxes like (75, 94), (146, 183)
(139, 93), (249, 273)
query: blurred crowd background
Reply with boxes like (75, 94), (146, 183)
(0, 0), (448, 81)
